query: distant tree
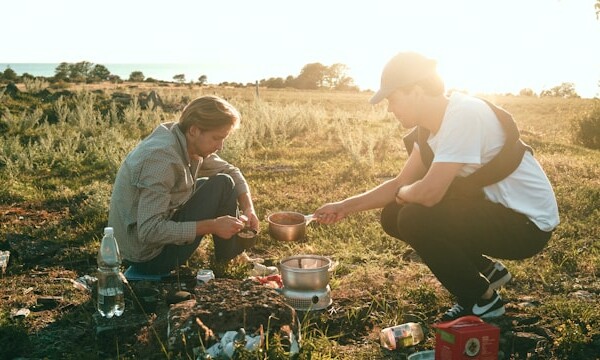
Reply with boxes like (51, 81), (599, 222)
(286, 63), (357, 90)
(260, 77), (285, 88)
(540, 82), (579, 98)
(596, 0), (600, 19)
(284, 75), (296, 88)
(295, 63), (328, 89)
(54, 62), (70, 81)
(69, 61), (93, 82)
(197, 75), (208, 85)
(108, 74), (122, 84)
(519, 88), (536, 97)
(173, 74), (186, 84)
(90, 64), (111, 82)
(324, 63), (349, 89)
(335, 76), (358, 91)
(129, 71), (145, 82)
(2, 66), (18, 82)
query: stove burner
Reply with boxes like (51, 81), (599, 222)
(282, 285), (332, 311)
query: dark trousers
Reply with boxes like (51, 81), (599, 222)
(129, 174), (242, 274)
(380, 198), (551, 304)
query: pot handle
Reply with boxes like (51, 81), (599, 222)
(305, 214), (315, 225)
(328, 259), (338, 272)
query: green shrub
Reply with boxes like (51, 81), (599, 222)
(571, 100), (600, 149)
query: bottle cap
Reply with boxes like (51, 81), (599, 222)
(104, 227), (114, 235)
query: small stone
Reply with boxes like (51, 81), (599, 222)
(166, 290), (192, 305)
(10, 307), (31, 319)
(36, 296), (63, 309)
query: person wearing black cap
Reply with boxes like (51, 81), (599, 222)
(314, 52), (559, 321)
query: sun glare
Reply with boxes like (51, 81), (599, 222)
(1, 0), (599, 97)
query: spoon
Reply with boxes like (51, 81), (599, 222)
(236, 209), (257, 238)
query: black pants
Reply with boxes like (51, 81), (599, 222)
(380, 198), (552, 304)
(128, 174), (242, 274)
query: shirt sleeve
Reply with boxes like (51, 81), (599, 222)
(432, 107), (483, 165)
(135, 151), (196, 246)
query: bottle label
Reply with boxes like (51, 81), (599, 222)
(104, 287), (118, 296)
(380, 323), (423, 350)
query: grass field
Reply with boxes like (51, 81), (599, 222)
(0, 83), (599, 359)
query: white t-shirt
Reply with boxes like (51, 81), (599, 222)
(427, 92), (559, 232)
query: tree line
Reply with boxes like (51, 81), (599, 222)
(0, 61), (359, 91)
(0, 61), (587, 97)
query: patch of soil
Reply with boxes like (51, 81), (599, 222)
(92, 275), (298, 358)
(1, 204), (68, 232)
(1, 205), (599, 359)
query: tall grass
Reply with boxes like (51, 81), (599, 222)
(23, 77), (49, 93)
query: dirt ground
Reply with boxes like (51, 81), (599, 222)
(1, 204), (598, 359)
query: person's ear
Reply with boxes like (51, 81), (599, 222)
(189, 125), (201, 137)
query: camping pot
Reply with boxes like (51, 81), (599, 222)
(279, 255), (331, 291)
(267, 211), (315, 242)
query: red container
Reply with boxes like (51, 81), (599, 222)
(433, 316), (500, 360)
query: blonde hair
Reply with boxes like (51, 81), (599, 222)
(178, 95), (241, 133)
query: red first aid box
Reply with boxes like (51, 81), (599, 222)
(433, 316), (500, 359)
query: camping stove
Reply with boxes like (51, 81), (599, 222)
(281, 285), (332, 311)
(279, 254), (333, 311)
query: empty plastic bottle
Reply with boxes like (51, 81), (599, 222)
(97, 227), (125, 318)
(380, 322), (424, 350)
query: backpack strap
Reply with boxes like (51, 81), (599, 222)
(402, 99), (533, 197)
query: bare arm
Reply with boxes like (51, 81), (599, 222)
(315, 148), (427, 224)
(396, 161), (463, 206)
(237, 191), (259, 233)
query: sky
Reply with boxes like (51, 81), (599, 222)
(2, 0), (600, 97)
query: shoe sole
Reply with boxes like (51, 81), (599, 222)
(441, 306), (505, 322)
(480, 306), (506, 319)
(489, 272), (512, 290)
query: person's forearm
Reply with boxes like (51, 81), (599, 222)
(342, 179), (400, 213)
(396, 182), (428, 205)
(237, 192), (255, 214)
(195, 218), (216, 236)
(396, 162), (463, 206)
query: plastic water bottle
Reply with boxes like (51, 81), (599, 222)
(97, 227), (125, 318)
(380, 322), (424, 350)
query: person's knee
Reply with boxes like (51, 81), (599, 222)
(380, 203), (430, 246)
(207, 174), (236, 201)
(380, 202), (401, 238)
(395, 204), (430, 241)
(211, 173), (235, 189)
